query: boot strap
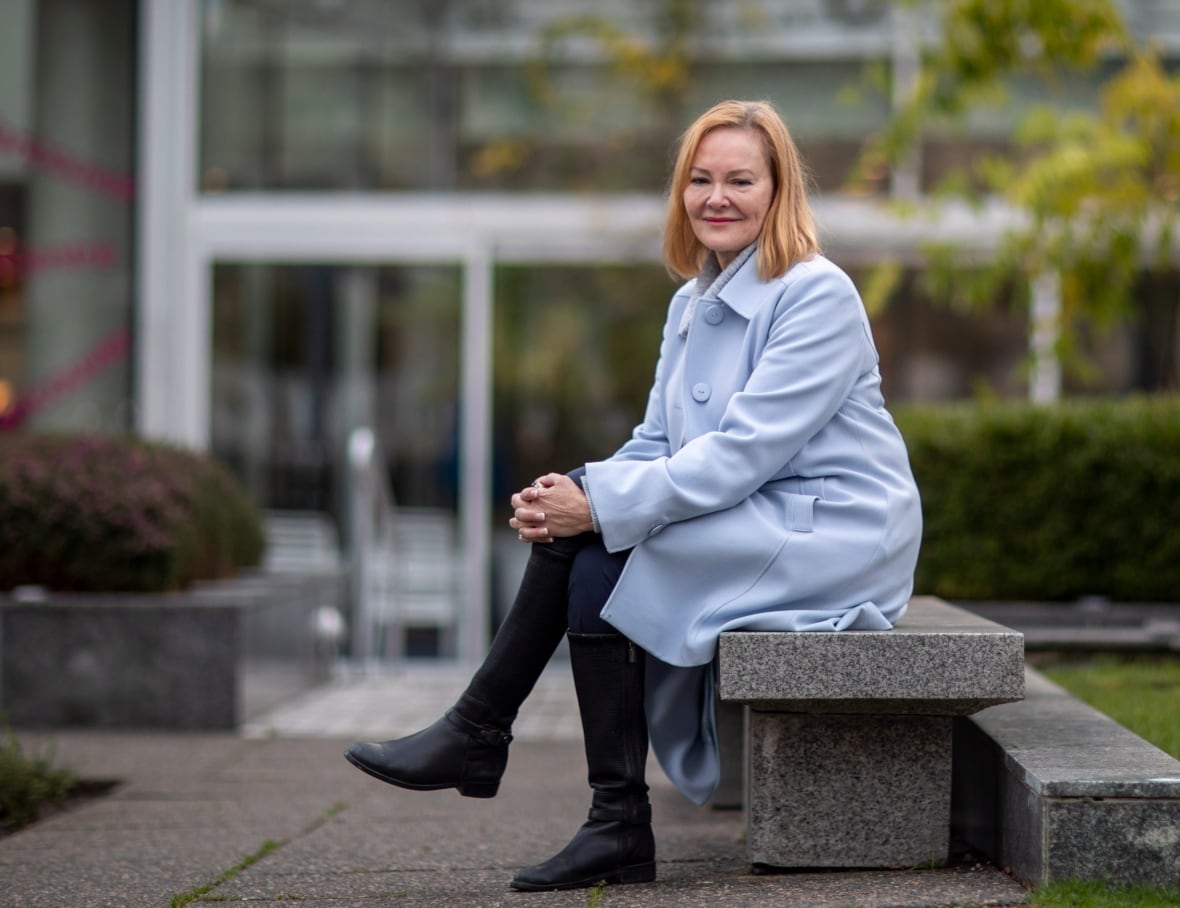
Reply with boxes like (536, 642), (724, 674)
(588, 801), (652, 824)
(445, 709), (513, 746)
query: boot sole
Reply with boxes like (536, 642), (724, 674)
(343, 750), (499, 798)
(509, 861), (656, 892)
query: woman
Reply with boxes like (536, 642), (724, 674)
(345, 99), (922, 892)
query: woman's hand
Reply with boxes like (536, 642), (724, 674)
(510, 472), (594, 542)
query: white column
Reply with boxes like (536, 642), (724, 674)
(459, 244), (494, 665)
(889, 2), (922, 201)
(137, 0), (204, 446)
(1029, 271), (1063, 403)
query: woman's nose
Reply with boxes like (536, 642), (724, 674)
(707, 183), (728, 207)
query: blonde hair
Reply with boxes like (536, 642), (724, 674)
(662, 100), (820, 282)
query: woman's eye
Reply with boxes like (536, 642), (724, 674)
(689, 177), (709, 185)
(733, 179), (753, 187)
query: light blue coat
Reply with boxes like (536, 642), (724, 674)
(583, 252), (922, 804)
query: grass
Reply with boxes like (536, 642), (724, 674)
(168, 838), (281, 907)
(166, 800), (348, 906)
(1029, 879), (1180, 908)
(1031, 654), (1180, 908)
(583, 881), (607, 907)
(0, 729), (76, 833)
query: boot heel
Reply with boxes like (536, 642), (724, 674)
(458, 780), (500, 798)
(614, 862), (656, 884)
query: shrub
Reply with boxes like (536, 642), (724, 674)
(0, 433), (264, 593)
(895, 396), (1180, 602)
(0, 730), (75, 832)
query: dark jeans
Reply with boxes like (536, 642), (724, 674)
(557, 466), (631, 634)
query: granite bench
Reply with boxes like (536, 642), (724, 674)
(716, 595), (1025, 869)
(954, 667), (1180, 888)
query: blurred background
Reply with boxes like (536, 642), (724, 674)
(0, 0), (1177, 664)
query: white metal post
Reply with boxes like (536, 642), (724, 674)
(459, 244), (494, 666)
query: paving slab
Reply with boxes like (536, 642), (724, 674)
(241, 664), (583, 741)
(3, 673), (1030, 908)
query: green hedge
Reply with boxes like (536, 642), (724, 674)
(0, 433), (264, 593)
(895, 396), (1180, 602)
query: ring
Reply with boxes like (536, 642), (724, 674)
(518, 532), (525, 541)
(531, 479), (543, 489)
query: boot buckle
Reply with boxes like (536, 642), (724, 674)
(446, 709), (513, 746)
(478, 728), (513, 746)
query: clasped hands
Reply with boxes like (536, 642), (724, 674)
(510, 472), (594, 542)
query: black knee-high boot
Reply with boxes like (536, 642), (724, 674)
(345, 540), (577, 798)
(510, 632), (655, 891)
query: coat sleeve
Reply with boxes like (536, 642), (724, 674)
(585, 263), (874, 553)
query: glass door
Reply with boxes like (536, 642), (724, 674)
(211, 260), (464, 657)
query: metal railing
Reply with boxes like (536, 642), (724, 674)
(346, 427), (400, 669)
(346, 427), (462, 670)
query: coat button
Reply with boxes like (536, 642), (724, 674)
(703, 305), (725, 325)
(692, 382), (711, 402)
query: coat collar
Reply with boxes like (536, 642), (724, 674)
(715, 248), (784, 321)
(678, 244), (761, 337)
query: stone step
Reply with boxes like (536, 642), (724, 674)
(954, 667), (1180, 887)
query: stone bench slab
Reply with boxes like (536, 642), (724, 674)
(718, 596), (1025, 714)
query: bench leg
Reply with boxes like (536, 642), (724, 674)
(745, 711), (952, 868)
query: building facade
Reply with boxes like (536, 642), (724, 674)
(2, 0), (1177, 656)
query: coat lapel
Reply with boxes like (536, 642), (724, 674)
(717, 254), (787, 321)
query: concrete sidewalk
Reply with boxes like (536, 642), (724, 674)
(2, 669), (1030, 908)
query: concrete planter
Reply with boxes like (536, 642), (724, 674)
(0, 570), (345, 730)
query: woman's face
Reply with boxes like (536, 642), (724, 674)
(683, 127), (775, 270)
